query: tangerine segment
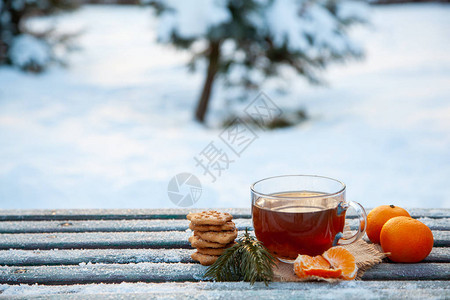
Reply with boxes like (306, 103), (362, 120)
(304, 266), (342, 278)
(294, 255), (342, 279)
(323, 246), (357, 280)
(294, 255), (329, 278)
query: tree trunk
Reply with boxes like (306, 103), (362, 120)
(195, 40), (220, 123)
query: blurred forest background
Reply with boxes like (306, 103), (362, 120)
(0, 0), (449, 209)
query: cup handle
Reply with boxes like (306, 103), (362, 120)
(334, 201), (367, 246)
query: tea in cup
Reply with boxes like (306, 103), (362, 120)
(251, 175), (366, 262)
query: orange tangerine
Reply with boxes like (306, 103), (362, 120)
(380, 216), (433, 263)
(366, 205), (411, 244)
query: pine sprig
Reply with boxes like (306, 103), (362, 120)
(204, 228), (277, 286)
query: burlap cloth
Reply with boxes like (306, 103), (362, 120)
(274, 228), (386, 282)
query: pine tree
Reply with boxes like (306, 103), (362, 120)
(0, 0), (79, 72)
(149, 0), (368, 123)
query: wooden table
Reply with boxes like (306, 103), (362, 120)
(0, 208), (448, 299)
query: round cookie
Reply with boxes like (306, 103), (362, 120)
(187, 211), (233, 225)
(189, 235), (234, 248)
(194, 229), (238, 244)
(189, 221), (236, 232)
(191, 251), (219, 266)
(197, 247), (230, 256)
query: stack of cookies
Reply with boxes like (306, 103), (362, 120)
(187, 210), (238, 266)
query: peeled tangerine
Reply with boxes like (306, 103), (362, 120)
(294, 246), (357, 280)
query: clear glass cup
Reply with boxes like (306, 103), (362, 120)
(251, 175), (367, 263)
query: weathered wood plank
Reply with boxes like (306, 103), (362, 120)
(424, 247), (450, 263)
(0, 209), (250, 221)
(0, 208), (448, 221)
(0, 249), (196, 266)
(0, 217), (447, 233)
(0, 231), (192, 250)
(0, 262), (448, 285)
(0, 230), (448, 250)
(0, 219), (192, 234)
(1, 281), (449, 299)
(0, 247), (448, 267)
(0, 263), (203, 285)
(362, 263), (450, 280)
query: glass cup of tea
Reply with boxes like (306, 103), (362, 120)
(251, 175), (367, 263)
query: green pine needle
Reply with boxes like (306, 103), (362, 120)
(204, 228), (277, 286)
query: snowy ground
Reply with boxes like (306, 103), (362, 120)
(0, 4), (449, 210)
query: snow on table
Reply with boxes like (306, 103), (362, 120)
(0, 208), (448, 298)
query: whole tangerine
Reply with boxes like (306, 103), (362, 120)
(366, 205), (411, 244)
(380, 216), (434, 263)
